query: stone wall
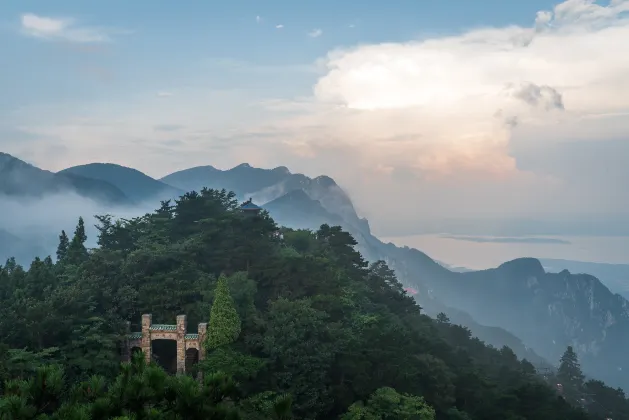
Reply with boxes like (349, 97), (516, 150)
(126, 313), (206, 375)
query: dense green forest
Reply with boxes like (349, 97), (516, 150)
(1, 188), (628, 419)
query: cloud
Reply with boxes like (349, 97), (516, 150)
(154, 124), (184, 132)
(308, 28), (323, 38)
(20, 13), (120, 43)
(6, 0), (629, 235)
(266, 0), (629, 182)
(275, 24), (284, 29)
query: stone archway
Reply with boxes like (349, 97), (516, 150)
(125, 314), (207, 375)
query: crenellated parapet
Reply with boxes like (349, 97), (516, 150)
(126, 314), (206, 374)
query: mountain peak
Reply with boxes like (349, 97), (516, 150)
(313, 175), (337, 188)
(272, 166), (291, 174)
(497, 257), (545, 277)
(233, 163), (252, 170)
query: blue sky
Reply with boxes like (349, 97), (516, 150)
(1, 0), (629, 235)
(1, 0), (554, 109)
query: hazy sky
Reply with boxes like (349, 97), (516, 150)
(1, 0), (628, 234)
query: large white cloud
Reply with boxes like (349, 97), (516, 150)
(280, 0), (629, 179)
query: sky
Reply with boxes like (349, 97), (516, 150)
(1, 0), (629, 237)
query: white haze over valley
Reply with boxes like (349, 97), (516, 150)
(1, 193), (153, 261)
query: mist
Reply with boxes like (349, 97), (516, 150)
(0, 192), (158, 265)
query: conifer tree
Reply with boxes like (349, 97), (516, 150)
(436, 312), (450, 324)
(206, 274), (241, 351)
(66, 217), (89, 265)
(558, 345), (585, 402)
(56, 230), (69, 262)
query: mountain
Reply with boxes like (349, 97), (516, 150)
(0, 153), (130, 205)
(541, 258), (629, 299)
(59, 163), (183, 203)
(162, 162), (629, 390)
(0, 228), (49, 265)
(398, 256), (629, 388)
(161, 164), (371, 234)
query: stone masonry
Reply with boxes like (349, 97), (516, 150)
(127, 314), (207, 374)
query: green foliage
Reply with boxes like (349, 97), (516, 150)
(1, 187), (627, 419)
(207, 274), (242, 351)
(341, 387), (436, 420)
(66, 217), (89, 265)
(0, 353), (241, 419)
(56, 230), (69, 262)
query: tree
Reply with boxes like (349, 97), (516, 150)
(436, 313), (450, 324)
(207, 274), (242, 351)
(341, 387), (436, 420)
(56, 230), (69, 262)
(557, 346), (585, 402)
(66, 217), (89, 265)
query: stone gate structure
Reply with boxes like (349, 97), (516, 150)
(125, 314), (206, 374)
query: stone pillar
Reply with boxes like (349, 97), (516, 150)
(141, 314), (152, 364)
(198, 322), (207, 361)
(176, 315), (187, 374)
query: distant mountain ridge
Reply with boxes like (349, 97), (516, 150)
(59, 163), (183, 203)
(0, 153), (129, 205)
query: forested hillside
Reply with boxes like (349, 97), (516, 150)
(1, 188), (627, 419)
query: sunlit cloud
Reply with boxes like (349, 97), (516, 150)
(267, 0), (629, 180)
(275, 24), (284, 29)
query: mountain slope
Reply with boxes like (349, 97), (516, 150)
(59, 163), (183, 203)
(0, 153), (130, 205)
(541, 258), (629, 299)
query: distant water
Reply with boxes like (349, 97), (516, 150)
(381, 234), (629, 270)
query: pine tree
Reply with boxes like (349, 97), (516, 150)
(557, 345), (585, 402)
(56, 230), (69, 262)
(436, 313), (450, 324)
(66, 217), (89, 265)
(206, 274), (241, 351)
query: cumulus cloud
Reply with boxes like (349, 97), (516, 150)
(20, 13), (119, 43)
(308, 28), (323, 38)
(272, 0), (629, 180)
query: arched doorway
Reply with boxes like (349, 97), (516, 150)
(151, 340), (177, 374)
(185, 348), (200, 376)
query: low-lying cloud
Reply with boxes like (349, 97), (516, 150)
(0, 192), (153, 264)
